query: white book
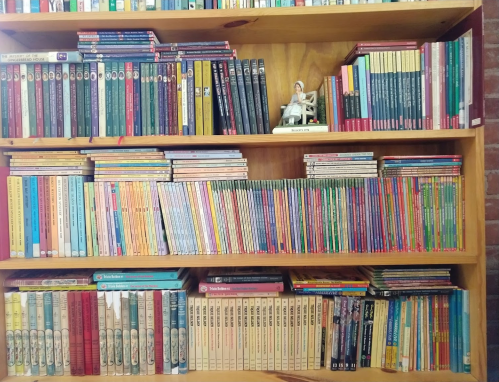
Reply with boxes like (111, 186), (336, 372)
(23, 0), (30, 12)
(242, 298), (249, 370)
(222, 298), (230, 370)
(84, 0), (91, 11)
(301, 296), (308, 371)
(431, 43), (440, 129)
(267, 297), (274, 371)
(215, 298), (223, 370)
(5, 292), (15, 376)
(194, 298), (203, 370)
(261, 298), (268, 371)
(62, 64), (71, 138)
(51, 291), (63, 376)
(20, 292), (31, 376)
(20, 64), (29, 138)
(98, 182), (111, 257)
(121, 292), (130, 376)
(249, 298), (255, 370)
(116, 0), (124, 10)
(188, 296), (196, 371)
(272, 125), (328, 134)
(62, 177), (71, 257)
(36, 292), (47, 376)
(326, 298), (334, 370)
(98, 63), (106, 137)
(255, 297), (262, 371)
(145, 290), (155, 375)
(419, 50), (426, 126)
(235, 298), (243, 371)
(105, 291), (115, 375)
(181, 71), (188, 128)
(201, 297), (209, 371)
(92, 0), (100, 11)
(289, 297), (295, 371)
(314, 296), (322, 370)
(307, 296), (315, 370)
(137, 291), (146, 376)
(208, 298), (216, 370)
(161, 291), (171, 375)
(228, 299), (236, 371)
(97, 291), (107, 376)
(294, 296), (301, 370)
(281, 297), (288, 371)
(274, 297), (281, 370)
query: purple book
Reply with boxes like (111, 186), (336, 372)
(187, 60), (195, 136)
(69, 64), (77, 137)
(89, 62), (99, 137)
(48, 64), (57, 137)
(55, 64), (64, 137)
(157, 63), (165, 135)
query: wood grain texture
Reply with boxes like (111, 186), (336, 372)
(0, 2), (474, 49)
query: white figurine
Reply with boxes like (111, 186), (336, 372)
(282, 81), (305, 125)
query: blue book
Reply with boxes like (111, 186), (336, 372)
(162, 291), (171, 374)
(31, 0), (40, 12)
(28, 292), (39, 376)
(332, 76), (338, 131)
(462, 290), (470, 373)
(204, 0), (212, 8)
(168, 0), (174, 9)
(95, 268), (186, 283)
(114, 183), (126, 257)
(357, 58), (368, 126)
(110, 183), (123, 257)
(456, 289), (464, 373)
(132, 63), (142, 136)
(22, 177), (33, 259)
(170, 291), (179, 374)
(68, 176), (79, 257)
(43, 292), (55, 376)
(392, 298), (400, 370)
(178, 290), (188, 374)
(416, 296), (421, 371)
(97, 278), (188, 291)
(449, 291), (457, 372)
(76, 176), (87, 257)
(385, 299), (394, 369)
(382, 158), (462, 164)
(30, 176), (40, 258)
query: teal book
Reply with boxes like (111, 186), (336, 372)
(105, 63), (113, 137)
(43, 292), (55, 376)
(149, 64), (155, 136)
(140, 64), (147, 136)
(111, 62), (119, 137)
(30, 176), (40, 258)
(118, 62), (126, 137)
(97, 274), (188, 290)
(76, 176), (87, 257)
(23, 177), (33, 259)
(68, 176), (79, 257)
(62, 63), (71, 138)
(456, 289), (464, 373)
(449, 291), (457, 372)
(109, 0), (116, 10)
(144, 64), (150, 136)
(462, 289), (470, 373)
(114, 183), (126, 257)
(391, 297), (400, 370)
(42, 64), (51, 137)
(162, 291), (171, 374)
(75, 64), (85, 137)
(27, 64), (37, 137)
(83, 64), (91, 137)
(129, 291), (139, 375)
(178, 290), (187, 374)
(28, 292), (39, 376)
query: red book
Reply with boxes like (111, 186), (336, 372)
(6, 65), (15, 138)
(44, 176), (52, 257)
(199, 281), (284, 293)
(75, 292), (85, 375)
(69, 64), (77, 138)
(230, 187), (245, 254)
(13, 65), (22, 138)
(68, 291), (77, 376)
(221, 61), (236, 135)
(89, 291), (100, 375)
(37, 176), (47, 258)
(39, 0), (49, 12)
(6, 0), (15, 12)
(81, 291), (93, 375)
(295, 0), (304, 5)
(125, 62), (134, 136)
(34, 64), (44, 137)
(153, 290), (163, 375)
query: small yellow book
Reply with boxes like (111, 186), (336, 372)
(202, 61), (213, 135)
(194, 61), (204, 136)
(19, 284), (97, 291)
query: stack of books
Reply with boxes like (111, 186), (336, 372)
(78, 30), (160, 63)
(378, 155), (462, 177)
(198, 267), (284, 297)
(288, 269), (369, 297)
(6, 150), (93, 176)
(4, 269), (95, 290)
(156, 41), (236, 62)
(166, 150), (248, 182)
(83, 148), (172, 182)
(359, 266), (456, 297)
(94, 268), (190, 290)
(304, 151), (377, 179)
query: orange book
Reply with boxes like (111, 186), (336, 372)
(125, 182), (139, 257)
(132, 182), (146, 256)
(49, 176), (59, 257)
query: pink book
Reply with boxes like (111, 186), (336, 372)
(341, 65), (351, 132)
(439, 42), (446, 129)
(205, 292), (279, 298)
(198, 281), (284, 293)
(34, 65), (44, 137)
(37, 176), (48, 258)
(125, 62), (134, 136)
(201, 182), (217, 254)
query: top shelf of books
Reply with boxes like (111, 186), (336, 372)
(0, 1), (475, 49)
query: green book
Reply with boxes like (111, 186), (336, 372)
(454, 40), (460, 130)
(83, 63), (91, 137)
(0, 66), (8, 138)
(153, 64), (159, 136)
(149, 64), (155, 136)
(105, 63), (113, 137)
(111, 62), (119, 137)
(88, 183), (99, 257)
(70, 0), (77, 11)
(75, 64), (84, 137)
(129, 291), (139, 375)
(109, 0), (116, 10)
(27, 64), (37, 137)
(118, 62), (126, 137)
(42, 64), (51, 137)
(140, 64), (147, 137)
(448, 42), (454, 129)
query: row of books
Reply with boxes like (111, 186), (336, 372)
(0, 0), (425, 13)
(319, 38), (474, 131)
(0, 58), (270, 137)
(4, 289), (470, 376)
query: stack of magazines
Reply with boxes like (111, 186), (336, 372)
(288, 269), (369, 296)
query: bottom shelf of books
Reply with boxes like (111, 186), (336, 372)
(2, 267), (474, 380)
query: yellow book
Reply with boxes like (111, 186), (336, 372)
(201, 297), (209, 370)
(177, 62), (183, 136)
(5, 292), (15, 376)
(124, 0), (131, 10)
(194, 61), (204, 136)
(7, 177), (17, 258)
(136, 182), (149, 256)
(15, 177), (25, 258)
(129, 183), (142, 256)
(12, 292), (23, 376)
(83, 183), (93, 257)
(249, 297), (255, 371)
(19, 285), (98, 291)
(4, 151), (81, 156)
(202, 61), (213, 135)
(307, 295), (315, 370)
(206, 182), (222, 254)
(347, 65), (354, 95)
(144, 182), (158, 256)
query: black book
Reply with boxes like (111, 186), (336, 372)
(234, 60), (251, 135)
(211, 61), (229, 135)
(205, 267), (283, 284)
(218, 61), (235, 135)
(241, 59), (257, 134)
(349, 297), (361, 371)
(368, 286), (456, 297)
(227, 60), (244, 135)
(250, 59), (264, 134)
(258, 59), (271, 134)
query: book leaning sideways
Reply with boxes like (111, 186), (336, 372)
(4, 270), (94, 287)
(0, 51), (83, 64)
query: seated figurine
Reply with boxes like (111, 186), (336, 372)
(282, 81), (305, 125)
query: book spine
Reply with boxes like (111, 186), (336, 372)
(178, 290), (188, 374)
(227, 60), (244, 135)
(42, 292), (54, 376)
(112, 291), (123, 376)
(210, 61), (227, 135)
(27, 64), (36, 137)
(194, 61), (203, 136)
(170, 291), (179, 374)
(28, 292), (38, 376)
(35, 292), (47, 376)
(132, 62), (141, 136)
(0, 65), (9, 137)
(54, 64), (63, 137)
(111, 62), (119, 137)
(152, 290), (163, 374)
(187, 60), (195, 136)
(219, 61), (236, 135)
(118, 62), (126, 136)
(105, 291), (115, 375)
(129, 292), (138, 375)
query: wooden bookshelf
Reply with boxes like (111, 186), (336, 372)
(0, 2), (487, 382)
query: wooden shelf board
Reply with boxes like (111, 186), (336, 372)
(0, 1), (474, 48)
(0, 129), (477, 149)
(0, 252), (477, 269)
(0, 369), (478, 382)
